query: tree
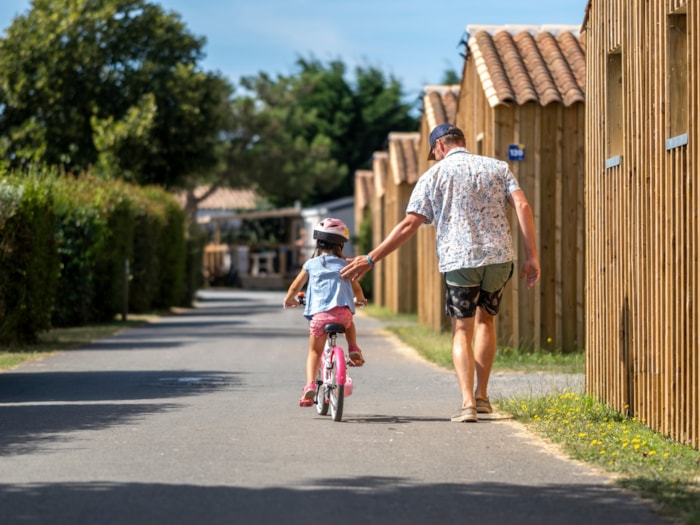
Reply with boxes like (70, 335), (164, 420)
(0, 0), (232, 188)
(295, 58), (419, 200)
(216, 72), (344, 208)
(225, 58), (419, 207)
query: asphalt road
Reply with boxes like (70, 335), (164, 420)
(0, 289), (671, 524)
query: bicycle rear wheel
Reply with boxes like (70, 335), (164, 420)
(329, 349), (345, 422)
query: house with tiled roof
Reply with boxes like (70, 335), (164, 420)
(383, 132), (420, 314)
(369, 151), (389, 306)
(455, 24), (586, 352)
(417, 85), (460, 332)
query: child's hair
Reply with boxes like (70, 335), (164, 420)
(313, 240), (344, 258)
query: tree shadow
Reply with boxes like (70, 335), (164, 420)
(0, 369), (244, 456)
(0, 479), (670, 525)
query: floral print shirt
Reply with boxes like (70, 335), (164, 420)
(406, 147), (521, 272)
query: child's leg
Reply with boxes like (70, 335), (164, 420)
(300, 334), (326, 406)
(305, 334), (326, 384)
(345, 319), (365, 365)
(344, 320), (358, 347)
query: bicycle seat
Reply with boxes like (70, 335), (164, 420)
(323, 323), (346, 334)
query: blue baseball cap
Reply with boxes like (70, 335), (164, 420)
(428, 123), (464, 160)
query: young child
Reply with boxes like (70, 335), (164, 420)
(284, 218), (367, 407)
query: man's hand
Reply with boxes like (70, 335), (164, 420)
(340, 255), (372, 282)
(519, 258), (541, 289)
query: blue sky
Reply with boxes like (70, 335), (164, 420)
(0, 1), (587, 101)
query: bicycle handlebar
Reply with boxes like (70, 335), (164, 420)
(284, 292), (366, 308)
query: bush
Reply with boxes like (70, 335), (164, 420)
(1, 167), (189, 341)
(0, 174), (59, 344)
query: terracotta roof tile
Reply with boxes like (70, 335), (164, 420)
(422, 85), (460, 130)
(468, 25), (585, 107)
(388, 132), (420, 185)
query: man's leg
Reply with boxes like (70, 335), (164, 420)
(474, 307), (496, 401)
(451, 316), (477, 408)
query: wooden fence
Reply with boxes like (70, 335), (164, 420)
(584, 0), (699, 448)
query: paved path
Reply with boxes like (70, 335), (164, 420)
(0, 289), (670, 524)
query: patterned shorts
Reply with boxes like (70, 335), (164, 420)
(309, 306), (353, 337)
(444, 262), (514, 318)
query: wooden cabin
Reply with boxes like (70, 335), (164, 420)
(583, 0), (699, 449)
(354, 169), (374, 238)
(383, 132), (421, 313)
(456, 25), (586, 352)
(417, 85), (460, 332)
(370, 152), (389, 307)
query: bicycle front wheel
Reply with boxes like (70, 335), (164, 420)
(315, 375), (328, 415)
(329, 348), (345, 422)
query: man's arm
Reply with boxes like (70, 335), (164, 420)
(508, 189), (540, 289)
(340, 212), (425, 281)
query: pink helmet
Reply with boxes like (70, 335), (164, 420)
(313, 217), (350, 246)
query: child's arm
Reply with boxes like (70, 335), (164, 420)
(283, 268), (309, 307)
(351, 280), (367, 307)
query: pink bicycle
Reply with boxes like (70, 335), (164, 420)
(296, 293), (353, 422)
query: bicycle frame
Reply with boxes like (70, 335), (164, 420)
(315, 323), (350, 422)
(290, 293), (353, 422)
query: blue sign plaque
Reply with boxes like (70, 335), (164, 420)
(508, 144), (525, 161)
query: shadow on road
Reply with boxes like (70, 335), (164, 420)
(0, 369), (244, 457)
(0, 478), (668, 525)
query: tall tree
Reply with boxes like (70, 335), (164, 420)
(0, 0), (231, 188)
(234, 58), (419, 206)
(295, 58), (418, 200)
(216, 72), (344, 208)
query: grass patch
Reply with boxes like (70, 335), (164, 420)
(0, 316), (155, 371)
(499, 392), (700, 525)
(363, 306), (584, 374)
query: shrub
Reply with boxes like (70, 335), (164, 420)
(0, 174), (59, 344)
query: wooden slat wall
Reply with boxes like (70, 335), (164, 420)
(585, 0), (698, 449)
(371, 152), (388, 308)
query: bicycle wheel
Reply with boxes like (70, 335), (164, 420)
(329, 349), (345, 422)
(315, 374), (329, 416)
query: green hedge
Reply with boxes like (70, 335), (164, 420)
(0, 173), (59, 345)
(0, 170), (190, 344)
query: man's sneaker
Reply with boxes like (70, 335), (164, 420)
(476, 397), (493, 414)
(451, 405), (478, 423)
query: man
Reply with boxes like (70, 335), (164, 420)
(341, 123), (540, 422)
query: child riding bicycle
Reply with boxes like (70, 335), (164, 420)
(283, 218), (367, 407)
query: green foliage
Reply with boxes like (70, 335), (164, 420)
(0, 173), (59, 344)
(440, 68), (461, 85)
(0, 0), (232, 187)
(0, 170), (187, 341)
(127, 186), (186, 313)
(50, 176), (138, 326)
(231, 58), (419, 207)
